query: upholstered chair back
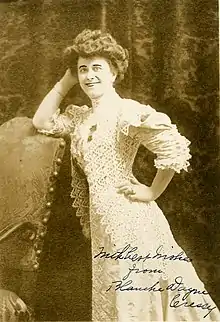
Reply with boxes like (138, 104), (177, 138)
(0, 117), (66, 321)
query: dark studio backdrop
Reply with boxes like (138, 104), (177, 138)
(0, 0), (219, 320)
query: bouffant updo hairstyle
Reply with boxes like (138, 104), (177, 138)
(63, 29), (129, 83)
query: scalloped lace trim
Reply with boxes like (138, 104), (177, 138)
(70, 157), (90, 239)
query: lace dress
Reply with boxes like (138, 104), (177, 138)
(38, 91), (220, 321)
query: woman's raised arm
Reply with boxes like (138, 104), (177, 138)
(32, 69), (78, 131)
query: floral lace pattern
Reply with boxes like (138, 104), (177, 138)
(118, 99), (191, 173)
(37, 95), (220, 321)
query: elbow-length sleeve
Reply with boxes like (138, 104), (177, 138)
(120, 100), (191, 173)
(37, 104), (84, 137)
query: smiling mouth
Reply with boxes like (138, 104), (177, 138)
(86, 82), (100, 87)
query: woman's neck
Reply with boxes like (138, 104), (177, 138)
(90, 88), (119, 112)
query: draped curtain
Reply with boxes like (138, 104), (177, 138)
(0, 0), (219, 320)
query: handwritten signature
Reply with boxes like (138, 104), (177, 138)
(122, 263), (163, 280)
(94, 243), (192, 263)
(106, 276), (216, 318)
(94, 245), (217, 318)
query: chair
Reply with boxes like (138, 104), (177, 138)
(0, 117), (67, 321)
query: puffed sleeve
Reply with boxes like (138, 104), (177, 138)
(37, 104), (85, 137)
(120, 99), (191, 173)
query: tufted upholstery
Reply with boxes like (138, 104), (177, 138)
(0, 117), (66, 321)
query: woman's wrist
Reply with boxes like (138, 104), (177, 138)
(53, 82), (65, 98)
(148, 185), (160, 201)
(53, 81), (72, 98)
(149, 168), (175, 201)
(53, 69), (78, 98)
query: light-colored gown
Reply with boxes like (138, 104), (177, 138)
(39, 90), (220, 321)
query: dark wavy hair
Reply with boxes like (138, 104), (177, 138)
(63, 29), (129, 82)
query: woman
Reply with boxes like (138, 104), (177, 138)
(33, 29), (220, 321)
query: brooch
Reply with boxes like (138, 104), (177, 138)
(87, 124), (97, 142)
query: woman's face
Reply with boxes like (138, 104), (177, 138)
(77, 56), (117, 99)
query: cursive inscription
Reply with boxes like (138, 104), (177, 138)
(122, 263), (163, 280)
(94, 244), (217, 319)
(94, 243), (192, 263)
(106, 279), (164, 293)
(170, 293), (216, 318)
(106, 276), (216, 318)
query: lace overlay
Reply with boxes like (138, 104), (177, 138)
(37, 104), (89, 137)
(118, 100), (191, 173)
(37, 94), (220, 321)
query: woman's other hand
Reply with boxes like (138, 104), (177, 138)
(33, 68), (78, 131)
(116, 178), (156, 202)
(60, 68), (78, 92)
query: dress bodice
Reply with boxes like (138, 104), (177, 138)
(70, 98), (140, 194)
(37, 91), (191, 239)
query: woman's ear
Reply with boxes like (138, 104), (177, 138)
(112, 73), (117, 83)
(111, 67), (118, 83)
(108, 60), (118, 83)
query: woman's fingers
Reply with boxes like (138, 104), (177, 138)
(117, 178), (139, 188)
(116, 181), (130, 189)
(117, 185), (136, 195)
(130, 177), (140, 185)
(127, 194), (138, 201)
(117, 181), (152, 202)
(116, 179), (140, 196)
(117, 186), (131, 193)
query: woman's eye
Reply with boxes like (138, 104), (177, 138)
(79, 68), (87, 73)
(93, 66), (101, 72)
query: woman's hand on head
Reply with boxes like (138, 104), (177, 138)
(60, 68), (78, 91)
(116, 178), (157, 203)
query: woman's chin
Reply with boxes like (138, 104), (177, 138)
(86, 90), (104, 100)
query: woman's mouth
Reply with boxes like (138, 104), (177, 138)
(86, 82), (100, 87)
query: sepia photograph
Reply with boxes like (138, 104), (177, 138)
(0, 0), (219, 321)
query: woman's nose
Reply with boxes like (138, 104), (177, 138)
(86, 69), (95, 80)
